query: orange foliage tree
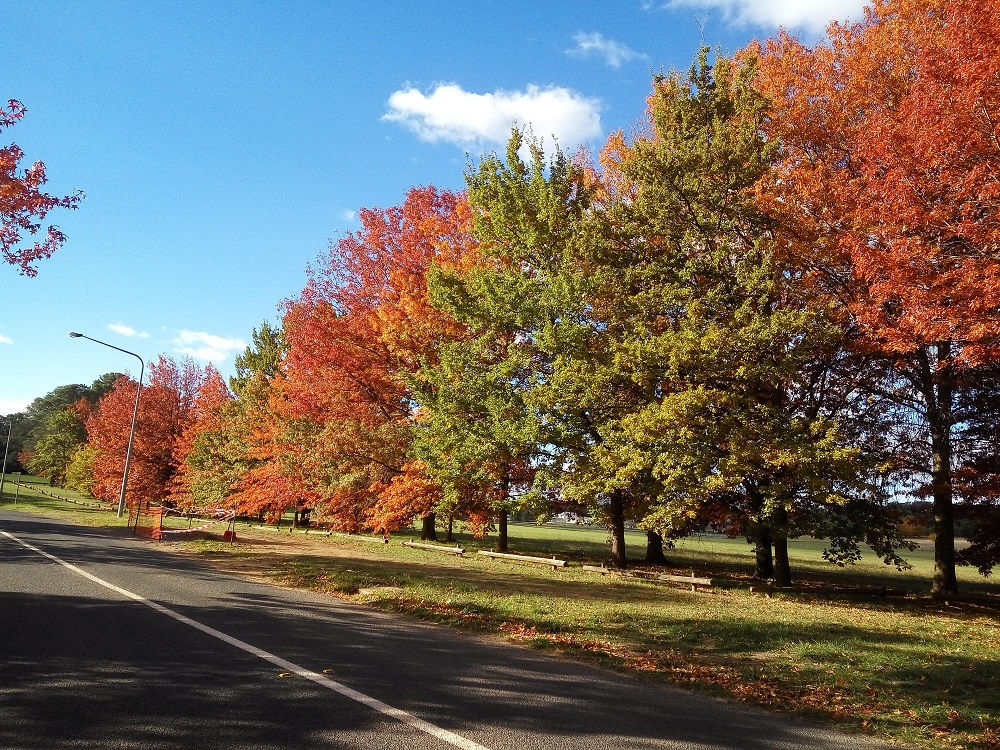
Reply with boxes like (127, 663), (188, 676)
(754, 0), (1000, 595)
(279, 186), (476, 536)
(86, 357), (212, 511)
(214, 322), (305, 524)
(1, 99), (83, 275)
(168, 366), (232, 510)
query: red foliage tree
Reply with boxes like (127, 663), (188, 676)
(169, 366), (232, 509)
(86, 357), (212, 511)
(279, 186), (476, 533)
(1, 99), (83, 275)
(754, 0), (1000, 595)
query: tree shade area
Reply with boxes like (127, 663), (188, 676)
(6, 0), (1000, 596)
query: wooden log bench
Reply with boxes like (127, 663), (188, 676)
(478, 551), (567, 570)
(583, 565), (713, 591)
(402, 541), (465, 556)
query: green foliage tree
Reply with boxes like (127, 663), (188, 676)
(64, 444), (98, 495)
(411, 326), (544, 550)
(592, 52), (902, 583)
(12, 374), (121, 474)
(429, 130), (655, 566)
(422, 53), (907, 577)
(22, 408), (86, 485)
(229, 320), (285, 396)
(181, 322), (291, 520)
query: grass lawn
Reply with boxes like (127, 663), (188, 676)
(3, 480), (999, 749)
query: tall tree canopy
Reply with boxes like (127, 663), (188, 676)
(10, 375), (119, 475)
(754, 0), (1000, 594)
(21, 407), (87, 486)
(431, 54), (893, 574)
(593, 52), (892, 582)
(179, 322), (292, 522)
(169, 367), (232, 509)
(415, 134), (577, 551)
(279, 185), (476, 534)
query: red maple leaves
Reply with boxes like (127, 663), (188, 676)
(1, 99), (82, 275)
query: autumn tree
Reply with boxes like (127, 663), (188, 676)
(86, 357), (211, 511)
(176, 322), (295, 523)
(1, 99), (83, 275)
(754, 0), (1000, 595)
(279, 186), (475, 536)
(169, 366), (232, 510)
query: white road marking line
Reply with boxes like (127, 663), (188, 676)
(0, 529), (492, 750)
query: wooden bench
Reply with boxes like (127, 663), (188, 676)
(402, 541), (465, 556)
(478, 551), (567, 570)
(583, 565), (713, 591)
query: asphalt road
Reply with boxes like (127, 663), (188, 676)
(0, 510), (895, 750)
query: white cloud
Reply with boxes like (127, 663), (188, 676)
(340, 209), (356, 222)
(0, 398), (30, 413)
(567, 32), (647, 69)
(171, 330), (246, 363)
(108, 323), (150, 339)
(0, 334), (12, 345)
(384, 83), (602, 151)
(660, 0), (867, 33)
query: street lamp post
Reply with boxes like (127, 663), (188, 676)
(0, 420), (11, 500)
(68, 332), (144, 518)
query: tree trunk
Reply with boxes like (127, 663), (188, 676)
(910, 344), (959, 597)
(420, 512), (438, 541)
(609, 489), (627, 568)
(754, 526), (775, 580)
(772, 505), (791, 586)
(747, 484), (774, 580)
(928, 347), (958, 597)
(498, 509), (508, 552)
(644, 530), (668, 565)
(444, 514), (454, 542)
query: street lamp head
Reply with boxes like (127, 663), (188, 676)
(68, 332), (83, 338)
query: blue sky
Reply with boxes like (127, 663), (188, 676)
(1, 0), (867, 413)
